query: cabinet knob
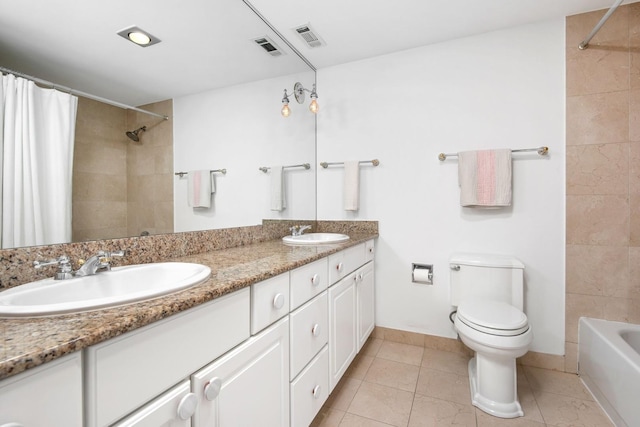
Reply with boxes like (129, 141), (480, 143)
(359, 273), (364, 281)
(273, 293), (285, 309)
(336, 262), (343, 272)
(311, 273), (319, 285)
(312, 384), (322, 399)
(204, 377), (223, 401)
(177, 392), (198, 420)
(311, 323), (321, 337)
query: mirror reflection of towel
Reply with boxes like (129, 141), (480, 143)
(344, 161), (360, 211)
(270, 166), (286, 211)
(187, 170), (213, 208)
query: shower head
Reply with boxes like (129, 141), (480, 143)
(126, 126), (147, 142)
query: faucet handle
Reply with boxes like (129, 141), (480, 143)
(33, 255), (70, 269)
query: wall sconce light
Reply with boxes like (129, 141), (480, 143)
(281, 82), (319, 117)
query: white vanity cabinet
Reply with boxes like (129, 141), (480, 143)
(84, 289), (250, 427)
(328, 240), (375, 392)
(0, 352), (82, 427)
(191, 317), (290, 427)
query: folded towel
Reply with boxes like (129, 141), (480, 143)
(187, 170), (213, 208)
(270, 166), (286, 211)
(458, 149), (512, 207)
(344, 160), (360, 211)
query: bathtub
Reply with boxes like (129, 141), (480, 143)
(578, 317), (640, 427)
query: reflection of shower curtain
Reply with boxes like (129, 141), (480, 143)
(0, 74), (77, 248)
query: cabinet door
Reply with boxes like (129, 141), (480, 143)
(192, 317), (289, 427)
(0, 352), (82, 427)
(328, 273), (357, 392)
(112, 381), (196, 427)
(357, 262), (375, 352)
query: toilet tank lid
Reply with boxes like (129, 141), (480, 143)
(450, 253), (524, 269)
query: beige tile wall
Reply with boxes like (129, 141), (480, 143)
(126, 100), (174, 237)
(566, 5), (640, 373)
(73, 97), (128, 241)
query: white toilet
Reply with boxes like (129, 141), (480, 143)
(449, 253), (533, 418)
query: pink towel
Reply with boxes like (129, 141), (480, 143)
(458, 149), (512, 207)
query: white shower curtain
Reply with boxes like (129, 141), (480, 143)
(0, 74), (77, 248)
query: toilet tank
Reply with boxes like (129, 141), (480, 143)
(449, 253), (525, 310)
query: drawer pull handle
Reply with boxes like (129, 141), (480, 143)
(177, 392), (198, 420)
(336, 262), (343, 272)
(311, 323), (321, 337)
(312, 384), (322, 398)
(311, 273), (319, 285)
(204, 377), (223, 401)
(369, 247), (374, 253)
(273, 293), (285, 309)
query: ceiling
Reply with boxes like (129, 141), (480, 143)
(0, 0), (633, 106)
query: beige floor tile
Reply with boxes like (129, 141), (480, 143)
(346, 355), (375, 380)
(421, 347), (470, 376)
(347, 382), (414, 427)
(339, 413), (396, 426)
(475, 410), (546, 427)
(408, 394), (476, 427)
(312, 407), (346, 427)
(517, 380), (545, 423)
(524, 366), (593, 401)
(361, 338), (384, 358)
(534, 391), (614, 427)
(415, 368), (471, 406)
(376, 341), (424, 366)
(326, 378), (362, 411)
(363, 357), (420, 392)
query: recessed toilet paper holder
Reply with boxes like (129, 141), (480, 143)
(412, 263), (433, 284)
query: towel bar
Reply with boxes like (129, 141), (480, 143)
(320, 159), (380, 168)
(259, 163), (311, 173)
(438, 147), (548, 161)
(175, 169), (226, 177)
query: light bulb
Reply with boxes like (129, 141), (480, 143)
(128, 31), (151, 45)
(281, 103), (291, 117)
(309, 99), (319, 114)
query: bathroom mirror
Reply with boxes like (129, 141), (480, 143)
(0, 0), (316, 248)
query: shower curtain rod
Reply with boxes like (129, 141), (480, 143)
(578, 0), (624, 50)
(0, 66), (169, 120)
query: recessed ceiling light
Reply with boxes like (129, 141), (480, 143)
(117, 26), (161, 47)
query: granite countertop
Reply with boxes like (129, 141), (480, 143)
(0, 233), (377, 381)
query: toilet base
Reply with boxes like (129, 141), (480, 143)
(468, 355), (523, 418)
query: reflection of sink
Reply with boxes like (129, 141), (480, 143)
(0, 262), (211, 317)
(283, 233), (350, 245)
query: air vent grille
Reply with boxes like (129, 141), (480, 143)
(293, 23), (325, 48)
(252, 36), (284, 57)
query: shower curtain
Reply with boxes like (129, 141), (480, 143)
(0, 74), (77, 248)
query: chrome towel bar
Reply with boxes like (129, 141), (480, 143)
(438, 147), (548, 161)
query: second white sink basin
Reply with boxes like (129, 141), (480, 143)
(282, 233), (350, 245)
(0, 262), (211, 317)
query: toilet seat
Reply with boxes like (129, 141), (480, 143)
(457, 300), (529, 337)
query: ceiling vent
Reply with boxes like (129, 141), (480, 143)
(252, 35), (284, 57)
(293, 23), (326, 48)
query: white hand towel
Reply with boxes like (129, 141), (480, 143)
(270, 166), (286, 211)
(187, 170), (212, 208)
(344, 161), (360, 211)
(458, 149), (512, 207)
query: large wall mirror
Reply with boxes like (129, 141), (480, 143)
(0, 0), (316, 249)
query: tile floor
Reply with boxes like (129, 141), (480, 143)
(311, 338), (614, 427)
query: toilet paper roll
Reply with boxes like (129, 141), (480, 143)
(412, 267), (432, 284)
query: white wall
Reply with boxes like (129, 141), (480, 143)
(317, 20), (566, 354)
(173, 71), (316, 232)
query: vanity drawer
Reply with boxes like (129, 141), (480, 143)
(328, 243), (365, 285)
(251, 272), (289, 335)
(290, 257), (328, 310)
(290, 291), (328, 380)
(290, 345), (329, 427)
(365, 239), (375, 262)
(84, 288), (250, 427)
(112, 380), (195, 427)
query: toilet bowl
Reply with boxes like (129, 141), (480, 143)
(454, 299), (533, 418)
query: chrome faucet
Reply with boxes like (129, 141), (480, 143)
(75, 250), (126, 277)
(289, 225), (312, 236)
(33, 255), (74, 280)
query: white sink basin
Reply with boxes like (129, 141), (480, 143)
(282, 233), (350, 245)
(0, 262), (211, 317)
